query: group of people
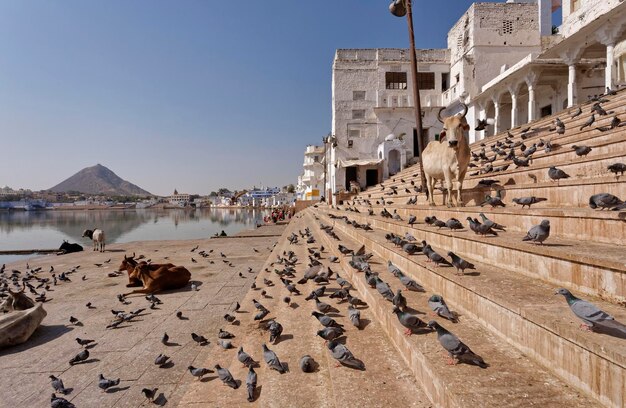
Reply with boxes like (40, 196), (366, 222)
(264, 208), (290, 224)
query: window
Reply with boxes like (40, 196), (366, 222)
(348, 129), (361, 138)
(455, 74), (460, 84)
(352, 109), (365, 119)
(571, 0), (581, 12)
(353, 91), (366, 100)
(347, 140), (354, 148)
(386, 72), (407, 90)
(502, 20), (514, 35)
(313, 156), (319, 162)
(417, 72), (435, 90)
(441, 73), (449, 91)
(540, 105), (552, 117)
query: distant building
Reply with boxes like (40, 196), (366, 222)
(296, 145), (324, 201)
(168, 189), (190, 207)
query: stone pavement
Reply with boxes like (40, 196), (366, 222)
(0, 224), (285, 408)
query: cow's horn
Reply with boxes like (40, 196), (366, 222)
(437, 107), (446, 123)
(459, 103), (468, 118)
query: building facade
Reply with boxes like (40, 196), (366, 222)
(296, 145), (325, 201)
(324, 0), (626, 203)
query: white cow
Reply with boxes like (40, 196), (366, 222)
(422, 104), (471, 207)
(82, 228), (106, 252)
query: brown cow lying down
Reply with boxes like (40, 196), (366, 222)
(117, 255), (175, 287)
(122, 263), (191, 297)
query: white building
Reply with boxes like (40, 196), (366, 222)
(296, 145), (325, 201)
(168, 189), (190, 207)
(325, 0), (626, 203)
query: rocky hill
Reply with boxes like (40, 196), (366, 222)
(49, 164), (151, 196)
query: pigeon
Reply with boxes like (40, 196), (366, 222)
(238, 347), (257, 368)
(481, 191), (505, 208)
(191, 332), (209, 345)
(314, 297), (339, 314)
(348, 305), (361, 328)
(75, 337), (95, 347)
(512, 196), (547, 208)
(69, 316), (81, 326)
(161, 332), (170, 345)
(215, 364), (239, 389)
(317, 326), (345, 341)
(49, 375), (70, 395)
(392, 306), (429, 335)
(570, 106), (582, 118)
(522, 220), (550, 245)
(447, 251), (475, 275)
(572, 144), (593, 157)
(392, 289), (407, 311)
(51, 393), (75, 408)
(188, 365), (213, 380)
(445, 218), (463, 230)
(555, 288), (626, 335)
(98, 374), (120, 392)
(607, 163), (626, 176)
(312, 311), (343, 328)
(408, 215), (417, 225)
(141, 387), (158, 402)
(374, 277), (395, 300)
(246, 367), (257, 402)
(267, 320), (283, 343)
(224, 313), (237, 323)
(479, 213), (506, 231)
(428, 295), (458, 322)
(427, 321), (487, 368)
(254, 308), (269, 321)
(154, 354), (170, 367)
(579, 114), (595, 130)
(300, 355), (316, 373)
(396, 271), (425, 292)
(548, 166), (570, 181)
(218, 328), (235, 339)
(69, 349), (89, 365)
(589, 193), (622, 210)
(327, 340), (365, 370)
(218, 339), (234, 349)
(262, 343), (286, 373)
(424, 245), (452, 267)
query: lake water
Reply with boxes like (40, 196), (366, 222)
(0, 208), (268, 265)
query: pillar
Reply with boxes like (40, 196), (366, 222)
(508, 84), (519, 128)
(605, 43), (615, 90)
(493, 98), (501, 135)
(567, 64), (577, 108)
(525, 70), (539, 122)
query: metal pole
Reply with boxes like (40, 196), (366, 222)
(405, 0), (427, 193)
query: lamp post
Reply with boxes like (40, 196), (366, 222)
(389, 0), (427, 194)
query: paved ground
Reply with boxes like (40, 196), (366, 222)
(0, 224), (286, 408)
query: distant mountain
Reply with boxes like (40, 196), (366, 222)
(49, 164), (151, 196)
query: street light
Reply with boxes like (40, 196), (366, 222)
(389, 0), (427, 194)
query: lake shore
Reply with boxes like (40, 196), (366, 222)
(0, 223), (286, 407)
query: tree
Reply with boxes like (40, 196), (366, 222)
(286, 184), (295, 193)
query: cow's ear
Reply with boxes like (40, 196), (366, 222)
(462, 123), (470, 131)
(440, 131), (446, 140)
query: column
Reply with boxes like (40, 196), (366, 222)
(596, 23), (621, 91)
(567, 64), (577, 107)
(525, 71), (539, 122)
(605, 43), (615, 90)
(478, 102), (486, 142)
(508, 84), (519, 128)
(493, 98), (501, 135)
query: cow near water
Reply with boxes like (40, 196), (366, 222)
(422, 103), (471, 207)
(82, 228), (105, 252)
(58, 240), (83, 255)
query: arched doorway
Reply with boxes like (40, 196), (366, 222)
(388, 149), (401, 176)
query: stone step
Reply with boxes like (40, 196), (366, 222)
(361, 174), (626, 209)
(310, 209), (606, 408)
(320, 207), (626, 303)
(178, 214), (430, 407)
(341, 203), (623, 245)
(313, 208), (626, 408)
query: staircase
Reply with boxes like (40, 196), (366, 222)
(309, 89), (626, 407)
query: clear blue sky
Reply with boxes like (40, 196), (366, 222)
(1, 0), (489, 196)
